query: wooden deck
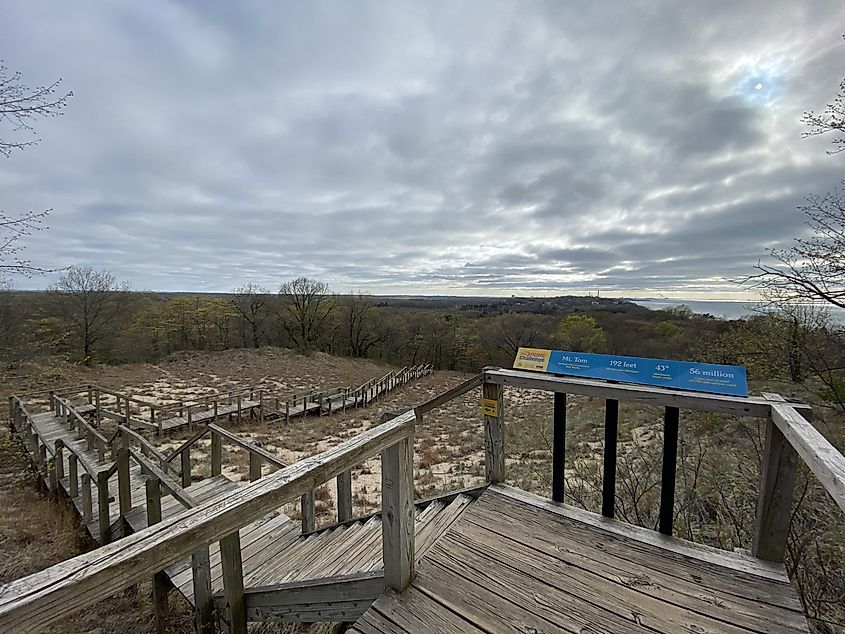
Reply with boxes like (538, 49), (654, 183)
(352, 485), (809, 634)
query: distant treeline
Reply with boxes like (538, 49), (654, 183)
(2, 269), (843, 391)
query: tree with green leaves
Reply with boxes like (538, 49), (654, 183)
(554, 314), (607, 353)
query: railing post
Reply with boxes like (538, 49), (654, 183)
(181, 448), (191, 488)
(249, 451), (262, 482)
(753, 396), (798, 562)
(192, 548), (214, 634)
(236, 395), (242, 422)
(301, 490), (316, 533)
(87, 385), (93, 405)
(97, 471), (112, 544)
(220, 531), (246, 634)
(81, 472), (93, 521)
(382, 430), (415, 591)
(145, 478), (169, 634)
(54, 441), (65, 492)
(211, 430), (222, 477)
(602, 399), (619, 518)
(337, 469), (353, 522)
(552, 392), (566, 503)
(482, 373), (505, 483)
(258, 389), (264, 424)
(94, 388), (101, 429)
(117, 446), (132, 516)
(69, 453), (79, 497)
(659, 406), (680, 535)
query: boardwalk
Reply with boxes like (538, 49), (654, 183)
(4, 367), (839, 633)
(352, 485), (808, 633)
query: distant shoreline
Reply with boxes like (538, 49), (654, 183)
(633, 298), (845, 322)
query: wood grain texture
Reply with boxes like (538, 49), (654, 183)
(482, 380), (504, 483)
(0, 409), (415, 632)
(381, 436), (414, 591)
(771, 403), (845, 514)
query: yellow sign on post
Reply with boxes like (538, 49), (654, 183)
(481, 397), (499, 417)
(513, 347), (552, 371)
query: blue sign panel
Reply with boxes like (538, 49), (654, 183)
(534, 349), (747, 396)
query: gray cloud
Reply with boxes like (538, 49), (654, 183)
(1, 0), (843, 298)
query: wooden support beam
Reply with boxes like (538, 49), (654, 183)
(180, 449), (191, 488)
(552, 392), (566, 503)
(97, 472), (112, 544)
(381, 435), (414, 591)
(192, 548), (214, 634)
(68, 454), (78, 498)
(336, 469), (353, 522)
(659, 406), (680, 536)
(249, 452), (262, 482)
(220, 532), (246, 634)
(301, 490), (315, 533)
(54, 442), (64, 481)
(602, 399), (619, 518)
(753, 399), (798, 562)
(81, 473), (92, 521)
(211, 431), (222, 477)
(117, 446), (132, 516)
(145, 478), (169, 634)
(482, 378), (505, 483)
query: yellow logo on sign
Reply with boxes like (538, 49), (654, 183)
(481, 398), (499, 417)
(514, 347), (551, 372)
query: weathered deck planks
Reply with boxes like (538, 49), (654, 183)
(351, 486), (809, 633)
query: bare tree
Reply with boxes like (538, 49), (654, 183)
(748, 186), (845, 308)
(747, 67), (845, 309)
(232, 283), (270, 348)
(277, 277), (335, 349)
(47, 266), (130, 364)
(802, 73), (845, 155)
(0, 61), (72, 276)
(342, 293), (388, 357)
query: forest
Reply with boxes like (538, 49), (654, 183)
(2, 270), (842, 395)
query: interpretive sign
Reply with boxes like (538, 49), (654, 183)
(513, 347), (748, 397)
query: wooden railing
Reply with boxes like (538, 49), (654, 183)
(0, 408), (416, 634)
(480, 367), (844, 563)
(8, 364), (843, 631)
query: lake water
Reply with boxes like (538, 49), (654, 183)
(633, 299), (845, 322)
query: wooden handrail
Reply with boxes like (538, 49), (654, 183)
(54, 396), (109, 448)
(128, 448), (198, 509)
(417, 374), (482, 415)
(771, 403), (845, 513)
(54, 439), (99, 481)
(206, 423), (288, 469)
(162, 425), (211, 463)
(0, 409), (416, 631)
(12, 384), (91, 399)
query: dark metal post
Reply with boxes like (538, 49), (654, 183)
(552, 392), (566, 502)
(602, 399), (618, 518)
(659, 406), (680, 535)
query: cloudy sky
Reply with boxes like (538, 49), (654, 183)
(1, 1), (844, 298)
